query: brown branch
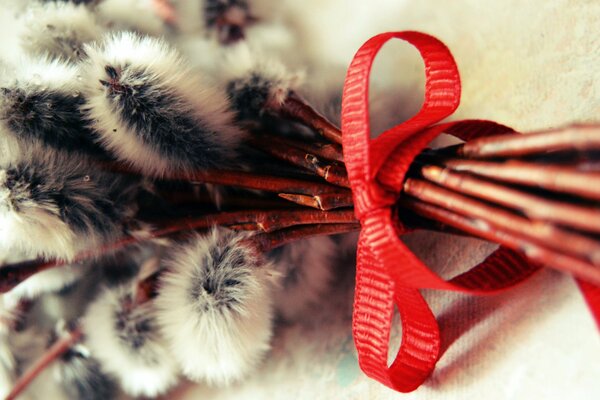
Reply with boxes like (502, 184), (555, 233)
(0, 259), (65, 294)
(6, 326), (83, 400)
(149, 209), (357, 233)
(99, 161), (347, 198)
(0, 216), (221, 294)
(278, 93), (343, 145)
(404, 179), (600, 266)
(443, 159), (600, 201)
(253, 223), (361, 253)
(421, 165), (600, 234)
(248, 135), (350, 187)
(400, 199), (600, 286)
(1, 209), (357, 293)
(278, 192), (354, 210)
(274, 136), (344, 162)
(184, 169), (349, 196)
(459, 124), (600, 158)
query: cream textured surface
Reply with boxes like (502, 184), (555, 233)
(174, 0), (600, 398)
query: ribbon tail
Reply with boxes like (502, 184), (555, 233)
(352, 231), (440, 392)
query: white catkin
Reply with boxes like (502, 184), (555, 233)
(81, 31), (243, 177)
(156, 228), (280, 385)
(82, 281), (180, 397)
(0, 56), (100, 155)
(0, 148), (137, 261)
(20, 2), (104, 62)
(220, 42), (303, 120)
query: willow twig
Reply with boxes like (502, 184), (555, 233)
(184, 169), (349, 196)
(404, 179), (600, 266)
(274, 136), (344, 162)
(278, 93), (343, 144)
(278, 192), (354, 210)
(248, 135), (350, 187)
(400, 198), (600, 286)
(421, 165), (600, 234)
(253, 223), (361, 252)
(149, 209), (357, 233)
(6, 326), (83, 400)
(443, 159), (600, 201)
(459, 124), (600, 158)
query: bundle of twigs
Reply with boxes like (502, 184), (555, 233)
(2, 98), (600, 291)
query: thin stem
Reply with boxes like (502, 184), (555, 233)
(0, 216), (221, 294)
(269, 136), (344, 162)
(404, 178), (600, 265)
(99, 161), (347, 197)
(6, 326), (83, 400)
(149, 209), (357, 233)
(253, 223), (361, 253)
(422, 165), (600, 234)
(459, 124), (600, 158)
(443, 159), (600, 201)
(184, 169), (349, 196)
(400, 198), (600, 286)
(1, 208), (357, 293)
(278, 192), (354, 210)
(278, 93), (343, 145)
(0, 259), (65, 294)
(248, 135), (350, 187)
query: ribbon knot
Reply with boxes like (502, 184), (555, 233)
(341, 31), (543, 393)
(352, 180), (397, 220)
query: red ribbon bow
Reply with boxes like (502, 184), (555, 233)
(341, 31), (600, 392)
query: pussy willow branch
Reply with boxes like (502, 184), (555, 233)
(185, 169), (354, 209)
(0, 210), (358, 294)
(247, 135), (350, 187)
(404, 178), (600, 267)
(5, 326), (83, 400)
(103, 161), (354, 210)
(148, 208), (357, 233)
(442, 159), (600, 201)
(157, 189), (295, 209)
(263, 135), (344, 162)
(252, 223), (360, 252)
(459, 124), (600, 158)
(278, 93), (343, 145)
(177, 170), (346, 196)
(421, 165), (600, 234)
(400, 198), (600, 286)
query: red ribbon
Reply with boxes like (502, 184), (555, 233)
(341, 31), (599, 392)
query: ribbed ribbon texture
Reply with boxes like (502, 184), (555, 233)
(340, 31), (600, 393)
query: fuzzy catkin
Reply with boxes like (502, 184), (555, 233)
(221, 43), (301, 121)
(0, 148), (138, 261)
(0, 57), (102, 155)
(81, 31), (243, 177)
(20, 2), (104, 62)
(156, 228), (280, 385)
(83, 280), (180, 397)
